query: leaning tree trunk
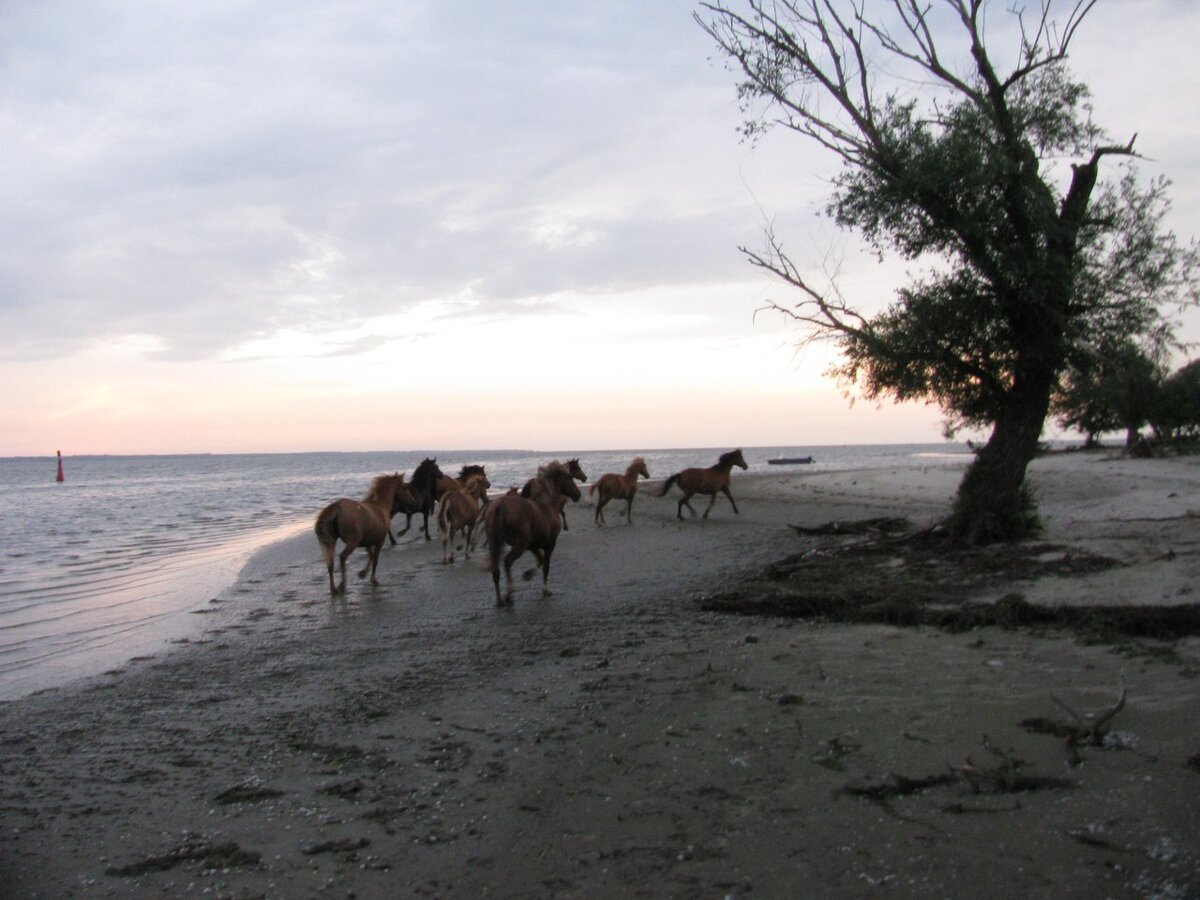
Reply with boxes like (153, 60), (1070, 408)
(949, 373), (1053, 544)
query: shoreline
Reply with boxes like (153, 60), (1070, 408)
(1, 452), (1198, 898)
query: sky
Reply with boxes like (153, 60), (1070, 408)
(3, 1), (1199, 456)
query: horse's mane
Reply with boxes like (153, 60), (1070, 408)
(457, 464), (486, 481)
(627, 456), (646, 475)
(714, 449), (743, 469)
(409, 458), (442, 498)
(538, 460), (570, 479)
(527, 461), (571, 504)
(365, 472), (404, 502)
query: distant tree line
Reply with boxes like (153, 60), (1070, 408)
(1055, 346), (1200, 452)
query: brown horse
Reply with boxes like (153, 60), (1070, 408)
(487, 461), (581, 606)
(391, 457), (444, 543)
(590, 456), (650, 525)
(657, 448), (748, 520)
(315, 473), (415, 595)
(436, 474), (490, 564)
(520, 457), (586, 530)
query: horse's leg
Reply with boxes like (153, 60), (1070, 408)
(502, 547), (523, 605)
(337, 542), (357, 593)
(626, 495), (635, 524)
(322, 542), (338, 595)
(462, 521), (474, 559)
(354, 541), (375, 578)
(422, 507), (433, 540)
(678, 491), (696, 519)
(595, 495), (607, 526)
(523, 548), (544, 582)
(702, 491), (719, 519)
(396, 514), (413, 538)
(540, 546), (554, 598)
(722, 486), (740, 515)
(490, 549), (505, 606)
(367, 545), (382, 586)
(562, 508), (569, 532)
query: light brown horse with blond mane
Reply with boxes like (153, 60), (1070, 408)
(315, 473), (415, 595)
(486, 461), (581, 606)
(657, 448), (748, 520)
(590, 456), (650, 525)
(436, 474), (489, 564)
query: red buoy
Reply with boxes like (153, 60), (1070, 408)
(56, 450), (64, 483)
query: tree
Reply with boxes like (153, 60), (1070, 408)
(1055, 341), (1164, 448)
(700, 0), (1198, 542)
(1156, 359), (1200, 441)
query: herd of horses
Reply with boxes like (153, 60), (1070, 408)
(314, 448), (750, 605)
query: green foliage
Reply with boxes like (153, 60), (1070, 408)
(1055, 342), (1165, 445)
(1156, 359), (1200, 439)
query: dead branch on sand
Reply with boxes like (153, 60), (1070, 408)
(1021, 679), (1128, 758)
(840, 735), (1074, 801)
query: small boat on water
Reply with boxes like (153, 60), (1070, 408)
(767, 455), (814, 466)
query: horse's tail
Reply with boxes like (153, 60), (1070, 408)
(588, 481), (598, 499)
(314, 503), (340, 568)
(657, 473), (679, 497)
(436, 492), (452, 537)
(487, 501), (508, 569)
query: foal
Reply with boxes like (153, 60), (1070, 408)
(436, 474), (489, 564)
(590, 456), (650, 525)
(657, 448), (748, 520)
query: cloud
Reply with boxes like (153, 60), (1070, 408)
(1, 1), (783, 364)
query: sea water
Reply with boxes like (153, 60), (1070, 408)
(0, 444), (971, 700)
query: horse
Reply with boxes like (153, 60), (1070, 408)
(657, 448), (748, 520)
(315, 473), (415, 595)
(391, 457), (444, 542)
(436, 464), (491, 504)
(590, 456), (650, 525)
(436, 474), (490, 564)
(486, 461), (581, 606)
(520, 457), (586, 530)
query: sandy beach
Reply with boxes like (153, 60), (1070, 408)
(1, 451), (1198, 899)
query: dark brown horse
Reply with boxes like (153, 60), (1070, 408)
(657, 448), (748, 520)
(436, 464), (490, 503)
(436, 474), (489, 564)
(486, 461), (581, 606)
(590, 456), (650, 525)
(315, 473), (415, 595)
(520, 457), (586, 530)
(391, 457), (444, 542)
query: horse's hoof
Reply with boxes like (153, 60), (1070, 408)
(521, 569), (536, 582)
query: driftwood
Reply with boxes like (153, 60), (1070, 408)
(1021, 680), (1127, 747)
(840, 736), (1073, 801)
(789, 517), (909, 537)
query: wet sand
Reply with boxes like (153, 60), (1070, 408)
(1, 451), (1198, 898)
